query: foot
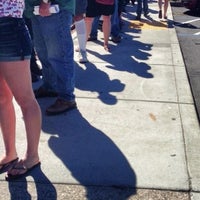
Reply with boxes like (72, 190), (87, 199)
(104, 45), (110, 52)
(6, 159), (40, 180)
(0, 158), (18, 174)
(46, 98), (77, 116)
(79, 50), (88, 63)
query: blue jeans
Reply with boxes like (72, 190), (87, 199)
(111, 0), (120, 37)
(90, 16), (100, 38)
(137, 0), (149, 16)
(31, 10), (75, 101)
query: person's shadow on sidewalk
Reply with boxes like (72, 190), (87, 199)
(75, 62), (125, 105)
(86, 37), (153, 79)
(7, 164), (57, 200)
(40, 108), (137, 199)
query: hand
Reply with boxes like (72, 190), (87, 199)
(39, 2), (51, 17)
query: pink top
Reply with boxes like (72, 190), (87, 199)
(0, 0), (24, 18)
(96, 0), (114, 5)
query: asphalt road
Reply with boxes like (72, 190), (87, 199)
(170, 2), (200, 123)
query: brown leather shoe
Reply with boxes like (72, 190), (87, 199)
(34, 87), (58, 98)
(46, 98), (77, 115)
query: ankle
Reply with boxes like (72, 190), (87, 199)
(0, 154), (18, 164)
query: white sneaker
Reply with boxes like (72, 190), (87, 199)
(79, 50), (88, 63)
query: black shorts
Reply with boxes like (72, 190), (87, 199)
(96, 2), (115, 16)
(86, 0), (115, 17)
(86, 0), (98, 17)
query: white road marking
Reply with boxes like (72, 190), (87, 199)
(182, 18), (200, 24)
(177, 33), (200, 37)
(194, 32), (200, 35)
(176, 18), (200, 36)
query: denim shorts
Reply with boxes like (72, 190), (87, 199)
(0, 17), (32, 62)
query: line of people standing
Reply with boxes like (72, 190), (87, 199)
(27, 0), (169, 115)
(0, 0), (169, 181)
(122, 0), (169, 20)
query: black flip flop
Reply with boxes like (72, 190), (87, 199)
(5, 161), (41, 181)
(0, 158), (19, 174)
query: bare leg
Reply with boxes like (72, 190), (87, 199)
(158, 0), (162, 11)
(158, 0), (162, 18)
(102, 15), (111, 51)
(0, 77), (17, 164)
(163, 0), (169, 18)
(85, 17), (94, 41)
(0, 60), (41, 169)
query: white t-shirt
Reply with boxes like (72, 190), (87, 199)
(0, 0), (24, 18)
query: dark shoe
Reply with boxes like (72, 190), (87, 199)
(111, 35), (121, 43)
(0, 158), (18, 174)
(46, 98), (77, 116)
(158, 10), (162, 19)
(87, 36), (97, 41)
(34, 87), (58, 98)
(164, 16), (168, 20)
(136, 15), (141, 20)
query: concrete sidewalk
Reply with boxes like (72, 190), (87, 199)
(0, 1), (200, 199)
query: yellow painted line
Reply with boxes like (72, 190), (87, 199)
(129, 19), (168, 30)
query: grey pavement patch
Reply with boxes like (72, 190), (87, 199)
(0, 99), (190, 191)
(189, 76), (200, 120)
(171, 43), (185, 66)
(0, 181), (190, 200)
(174, 66), (194, 104)
(179, 104), (200, 192)
(191, 192), (200, 200)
